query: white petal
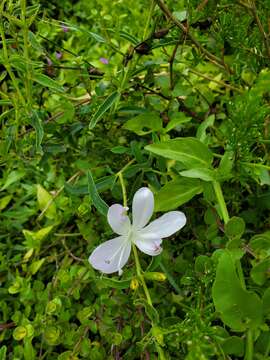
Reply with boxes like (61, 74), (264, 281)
(139, 211), (186, 238)
(107, 204), (131, 235)
(89, 236), (131, 274)
(132, 187), (154, 229)
(134, 236), (163, 256)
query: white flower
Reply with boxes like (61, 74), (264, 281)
(89, 187), (186, 275)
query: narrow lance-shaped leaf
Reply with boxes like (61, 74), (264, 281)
(30, 110), (44, 154)
(33, 73), (65, 93)
(89, 91), (119, 129)
(87, 170), (109, 216)
(180, 168), (216, 182)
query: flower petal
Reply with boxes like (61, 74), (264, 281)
(134, 236), (163, 256)
(139, 211), (186, 238)
(132, 187), (154, 229)
(89, 236), (131, 274)
(107, 204), (131, 235)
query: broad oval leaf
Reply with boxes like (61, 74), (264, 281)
(154, 177), (203, 211)
(212, 250), (263, 331)
(123, 112), (162, 135)
(145, 137), (213, 169)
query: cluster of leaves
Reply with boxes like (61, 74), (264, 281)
(1, 0), (270, 359)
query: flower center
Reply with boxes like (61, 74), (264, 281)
(127, 228), (136, 244)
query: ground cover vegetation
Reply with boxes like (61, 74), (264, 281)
(1, 0), (270, 359)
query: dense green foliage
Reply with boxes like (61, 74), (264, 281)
(1, 0), (270, 359)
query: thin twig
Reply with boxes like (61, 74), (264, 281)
(177, 97), (203, 121)
(138, 83), (171, 100)
(188, 68), (243, 93)
(61, 238), (84, 262)
(155, 0), (232, 72)
(37, 171), (82, 221)
(20, 97), (91, 138)
(71, 326), (90, 356)
(196, 0), (209, 11)
(237, 0), (270, 61)
(0, 322), (15, 331)
(169, 40), (181, 90)
(250, 3), (270, 61)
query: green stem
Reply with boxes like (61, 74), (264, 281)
(244, 329), (253, 360)
(132, 244), (153, 307)
(21, 0), (31, 107)
(116, 159), (135, 206)
(212, 181), (229, 224)
(0, 22), (25, 106)
(117, 167), (153, 308)
(241, 161), (270, 171)
(143, 0), (155, 39)
(118, 172), (127, 208)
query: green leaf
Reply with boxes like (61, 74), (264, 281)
(30, 111), (44, 154)
(196, 115), (215, 144)
(221, 336), (244, 357)
(123, 112), (162, 135)
(13, 326), (27, 340)
(43, 326), (61, 345)
(180, 168), (216, 181)
(249, 231), (270, 258)
(212, 250), (263, 331)
(165, 113), (191, 132)
(173, 10), (187, 22)
(23, 226), (53, 250)
(29, 258), (46, 275)
(145, 137), (213, 169)
(1, 170), (25, 191)
(88, 31), (106, 43)
(33, 73), (65, 92)
(0, 346), (7, 360)
(37, 185), (57, 219)
(134, 298), (159, 324)
(250, 259), (270, 286)
(95, 277), (131, 289)
(0, 195), (12, 211)
(23, 338), (35, 360)
(262, 287), (270, 316)
(89, 92), (119, 129)
(154, 177), (203, 211)
(119, 30), (139, 45)
(28, 31), (43, 52)
(87, 170), (109, 216)
(217, 151), (234, 181)
(225, 216), (245, 239)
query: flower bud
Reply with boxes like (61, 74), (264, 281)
(144, 272), (166, 282)
(130, 278), (139, 290)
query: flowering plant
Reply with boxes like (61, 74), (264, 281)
(89, 187), (186, 274)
